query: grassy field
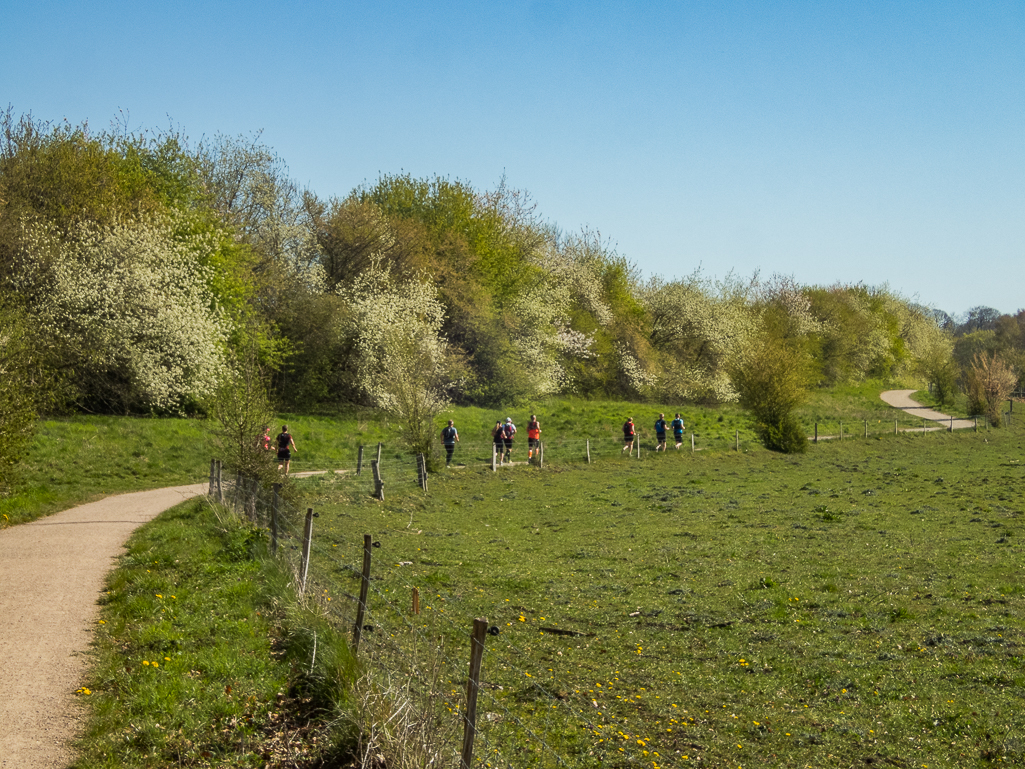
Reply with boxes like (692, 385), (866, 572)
(2, 385), (906, 527)
(289, 419), (1025, 768)
(13, 388), (1024, 767)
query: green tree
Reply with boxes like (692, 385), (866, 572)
(731, 333), (810, 453)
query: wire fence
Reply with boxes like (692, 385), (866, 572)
(205, 404), (1012, 767)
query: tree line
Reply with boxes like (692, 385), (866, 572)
(1, 109), (1022, 487)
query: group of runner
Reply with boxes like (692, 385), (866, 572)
(440, 412), (686, 466)
(622, 413), (687, 452)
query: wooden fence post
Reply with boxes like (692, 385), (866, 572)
(864, 420), (868, 439)
(735, 430), (739, 452)
(233, 471), (242, 511)
(586, 439), (591, 464)
(839, 422), (843, 442)
(356, 445), (364, 476)
(691, 433), (695, 453)
(376, 442), (383, 466)
(352, 534), (372, 655)
(371, 460), (384, 501)
(209, 459), (216, 496)
(949, 415), (953, 432)
(271, 483), (281, 556)
(814, 423), (818, 443)
(412, 586), (420, 615)
(895, 419), (898, 436)
(215, 460), (223, 504)
(492, 443), (497, 472)
(975, 416), (978, 432)
(300, 508), (314, 594)
(460, 618), (489, 769)
(538, 441), (544, 470)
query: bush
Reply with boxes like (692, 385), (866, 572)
(731, 334), (810, 453)
(964, 352), (1017, 427)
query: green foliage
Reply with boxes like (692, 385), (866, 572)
(0, 300), (48, 494)
(732, 333), (810, 453)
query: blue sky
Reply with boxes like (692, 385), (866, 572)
(4, 1), (1023, 317)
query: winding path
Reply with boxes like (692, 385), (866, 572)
(0, 484), (206, 769)
(879, 389), (976, 431)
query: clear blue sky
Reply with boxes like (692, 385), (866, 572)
(4, 1), (1023, 317)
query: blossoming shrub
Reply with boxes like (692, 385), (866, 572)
(15, 217), (227, 413)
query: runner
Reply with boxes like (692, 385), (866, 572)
(622, 417), (636, 454)
(671, 412), (686, 449)
(502, 417), (517, 463)
(492, 420), (505, 463)
(527, 414), (542, 460)
(276, 425), (298, 474)
(441, 419), (459, 466)
(654, 413), (668, 451)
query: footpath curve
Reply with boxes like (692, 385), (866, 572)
(0, 483), (206, 769)
(879, 389), (976, 431)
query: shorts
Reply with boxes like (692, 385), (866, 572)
(277, 449), (291, 461)
(674, 432), (684, 442)
(656, 432), (666, 442)
(623, 435), (634, 444)
(503, 438), (514, 450)
(528, 437), (540, 448)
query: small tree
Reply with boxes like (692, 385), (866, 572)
(731, 334), (810, 453)
(917, 335), (959, 408)
(343, 266), (453, 464)
(210, 339), (276, 485)
(964, 353), (1017, 427)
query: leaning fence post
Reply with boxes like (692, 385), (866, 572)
(271, 483), (281, 556)
(371, 460), (384, 501)
(460, 617), (489, 769)
(357, 444), (364, 476)
(352, 534), (372, 655)
(300, 508), (314, 594)
(376, 442), (383, 466)
(215, 460), (223, 504)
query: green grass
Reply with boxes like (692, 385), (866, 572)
(0, 416), (210, 526)
(292, 420), (1025, 768)
(73, 498), (354, 768)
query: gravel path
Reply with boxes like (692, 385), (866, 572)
(0, 484), (206, 769)
(879, 389), (976, 430)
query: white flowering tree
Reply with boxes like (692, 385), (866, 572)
(13, 216), (228, 413)
(642, 272), (758, 402)
(341, 266), (452, 457)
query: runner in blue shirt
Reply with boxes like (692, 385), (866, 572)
(441, 420), (459, 466)
(670, 413), (686, 449)
(654, 413), (668, 451)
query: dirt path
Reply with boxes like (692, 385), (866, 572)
(0, 484), (206, 769)
(879, 389), (976, 430)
